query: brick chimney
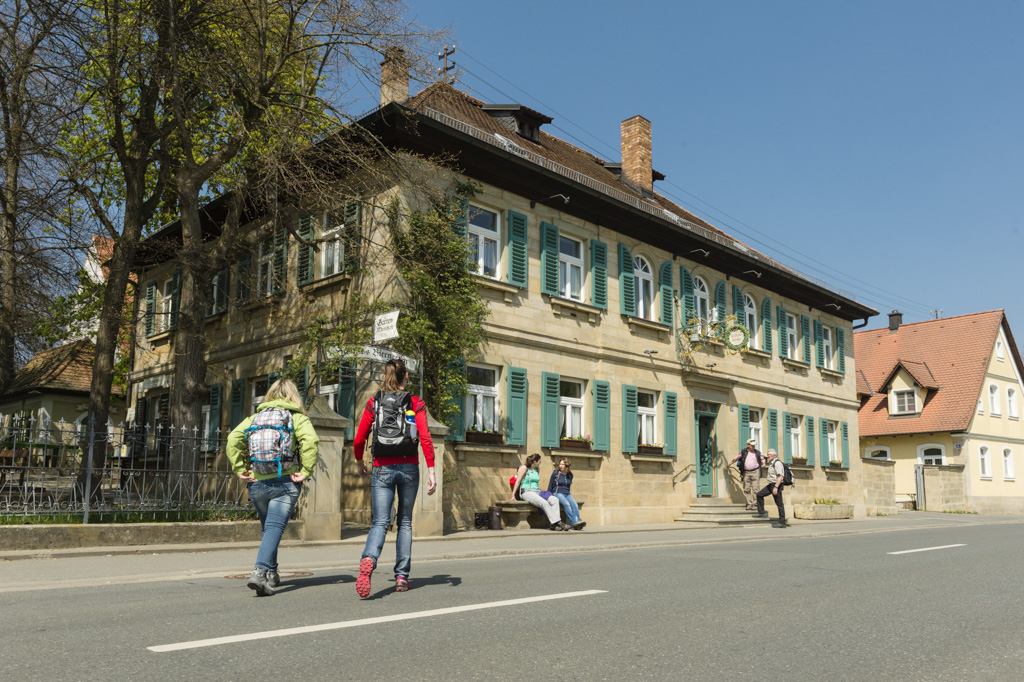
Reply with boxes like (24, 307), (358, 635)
(889, 310), (903, 333)
(380, 47), (409, 106)
(621, 115), (653, 193)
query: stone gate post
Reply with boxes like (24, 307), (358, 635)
(297, 397), (350, 541)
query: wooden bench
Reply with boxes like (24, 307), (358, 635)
(495, 500), (586, 530)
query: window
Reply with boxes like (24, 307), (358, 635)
(918, 444), (945, 465)
(1003, 448), (1015, 480)
(558, 379), (584, 439)
(201, 404), (216, 452)
(637, 390), (657, 445)
(827, 420), (839, 463)
(996, 339), (1005, 361)
(321, 211), (346, 278)
(160, 278), (175, 332)
(894, 389), (917, 414)
(979, 446), (991, 478)
(744, 295), (759, 350)
(749, 408), (762, 452)
(694, 277), (710, 331)
(209, 270), (228, 316)
(785, 314), (798, 360)
(558, 235), (584, 301)
(822, 326), (834, 370)
(989, 383), (1001, 416)
(468, 205), (499, 278)
(633, 256), (654, 320)
(467, 365), (499, 432)
(319, 371), (339, 412)
(978, 397), (984, 414)
(1009, 388), (1018, 419)
(789, 414), (802, 460)
(256, 236), (276, 297)
(866, 446), (891, 460)
(252, 377), (269, 410)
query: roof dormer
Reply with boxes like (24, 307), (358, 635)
(480, 103), (552, 143)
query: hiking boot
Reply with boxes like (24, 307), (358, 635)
(355, 557), (375, 598)
(395, 576), (410, 592)
(549, 523), (563, 531)
(772, 520), (789, 528)
(247, 569), (275, 597)
(267, 570), (281, 588)
(751, 512), (769, 519)
(558, 521), (572, 531)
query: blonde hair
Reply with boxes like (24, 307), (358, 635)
(265, 378), (306, 414)
(558, 458), (572, 472)
(381, 359), (408, 391)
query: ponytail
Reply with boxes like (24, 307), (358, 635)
(381, 359), (408, 391)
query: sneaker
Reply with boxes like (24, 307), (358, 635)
(751, 512), (769, 518)
(247, 569), (275, 597)
(355, 557), (375, 598)
(772, 520), (789, 528)
(549, 523), (563, 531)
(267, 570), (281, 588)
(395, 576), (410, 592)
(558, 521), (572, 531)
(571, 522), (585, 530)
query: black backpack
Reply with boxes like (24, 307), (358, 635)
(781, 462), (795, 487)
(371, 390), (418, 458)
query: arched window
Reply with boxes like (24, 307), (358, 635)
(694, 277), (710, 331)
(744, 294), (758, 349)
(979, 446), (991, 478)
(633, 256), (653, 320)
(917, 443), (945, 465)
(1008, 388), (1018, 419)
(989, 383), (1001, 416)
(1003, 448), (1015, 480)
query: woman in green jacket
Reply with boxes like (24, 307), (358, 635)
(226, 378), (319, 596)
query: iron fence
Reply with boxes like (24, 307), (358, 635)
(0, 414), (255, 523)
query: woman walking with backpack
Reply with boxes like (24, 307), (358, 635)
(353, 359), (436, 597)
(227, 378), (319, 597)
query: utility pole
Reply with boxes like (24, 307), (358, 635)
(931, 309), (943, 319)
(437, 45), (456, 83)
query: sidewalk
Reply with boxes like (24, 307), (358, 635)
(3, 512), (1021, 592)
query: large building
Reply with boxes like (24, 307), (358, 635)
(129, 59), (879, 530)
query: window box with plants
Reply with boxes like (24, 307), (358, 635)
(559, 435), (593, 451)
(791, 457), (808, 467)
(464, 430), (504, 445)
(637, 443), (664, 455)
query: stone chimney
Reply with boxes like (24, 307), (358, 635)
(621, 115), (653, 193)
(380, 47), (409, 106)
(889, 310), (903, 333)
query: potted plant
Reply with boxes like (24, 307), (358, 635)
(791, 457), (807, 466)
(465, 429), (504, 445)
(559, 434), (593, 451)
(637, 443), (664, 455)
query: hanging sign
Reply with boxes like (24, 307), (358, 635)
(373, 310), (400, 343)
(357, 345), (419, 373)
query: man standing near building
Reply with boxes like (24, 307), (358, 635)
(731, 439), (763, 510)
(752, 449), (787, 528)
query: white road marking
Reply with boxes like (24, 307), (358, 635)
(887, 544), (966, 555)
(148, 589), (607, 653)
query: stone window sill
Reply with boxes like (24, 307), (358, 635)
(145, 329), (176, 344)
(628, 453), (674, 470)
(544, 295), (602, 323)
(624, 315), (671, 338)
(238, 292), (285, 312)
(744, 347), (771, 359)
(453, 442), (522, 463)
(819, 367), (845, 380)
(474, 276), (520, 303)
(782, 358), (810, 372)
(301, 273), (351, 294)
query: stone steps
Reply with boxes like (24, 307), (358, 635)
(675, 499), (774, 527)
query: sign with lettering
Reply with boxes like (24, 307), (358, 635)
(373, 310), (400, 343)
(358, 345), (419, 373)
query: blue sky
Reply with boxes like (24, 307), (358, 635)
(377, 1), (1024, 333)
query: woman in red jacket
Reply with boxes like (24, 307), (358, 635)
(353, 359), (436, 597)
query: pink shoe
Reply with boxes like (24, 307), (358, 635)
(395, 576), (409, 592)
(355, 557), (374, 598)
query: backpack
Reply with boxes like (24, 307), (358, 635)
(244, 408), (295, 477)
(371, 390), (418, 458)
(509, 467), (524, 500)
(781, 461), (795, 487)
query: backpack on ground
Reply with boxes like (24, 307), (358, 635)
(781, 461), (795, 487)
(244, 408), (295, 477)
(372, 390), (418, 458)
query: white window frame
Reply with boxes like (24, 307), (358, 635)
(558, 378), (585, 439)
(822, 326), (834, 370)
(160, 278), (174, 333)
(252, 377), (269, 410)
(558, 235), (584, 301)
(744, 294), (759, 350)
(256, 237), (275, 297)
(321, 211), (346, 279)
(786, 313), (798, 360)
(201, 404), (216, 452)
(827, 420), (839, 463)
(1008, 388), (1018, 419)
(894, 389), (917, 414)
(865, 446), (891, 461)
(978, 397), (984, 414)
(694, 277), (710, 332)
(467, 204), (500, 279)
(319, 376), (339, 412)
(467, 364), (500, 433)
(209, 270), (227, 316)
(1003, 448), (1015, 480)
(633, 256), (654, 320)
(917, 443), (945, 466)
(989, 383), (1001, 416)
(789, 414), (802, 460)
(637, 389), (658, 446)
(996, 339), (1005, 362)
(749, 408), (762, 453)
(979, 445), (991, 479)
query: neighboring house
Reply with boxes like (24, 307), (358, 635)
(855, 310), (1024, 513)
(129, 56), (878, 529)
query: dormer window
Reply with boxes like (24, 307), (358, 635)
(481, 103), (551, 144)
(894, 389), (916, 414)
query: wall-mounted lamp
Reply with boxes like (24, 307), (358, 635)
(826, 303), (841, 310)
(642, 349), (658, 356)
(705, 363), (717, 369)
(743, 269), (763, 279)
(689, 248), (710, 258)
(530, 194), (570, 209)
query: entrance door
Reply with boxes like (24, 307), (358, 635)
(696, 414), (716, 497)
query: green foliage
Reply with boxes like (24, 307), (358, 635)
(813, 497), (840, 506)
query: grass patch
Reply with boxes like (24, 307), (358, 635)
(941, 509), (978, 515)
(813, 497), (841, 505)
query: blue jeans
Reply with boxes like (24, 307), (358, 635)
(554, 492), (581, 525)
(248, 477), (301, 571)
(362, 463), (419, 578)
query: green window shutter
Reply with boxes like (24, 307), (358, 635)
(338, 364), (355, 440)
(715, 282), (727, 327)
(170, 269), (181, 328)
(229, 379), (246, 429)
(236, 255), (251, 304)
(814, 320), (824, 368)
(777, 306), (788, 358)
(733, 285), (743, 318)
(297, 212), (314, 285)
(680, 265), (694, 327)
(761, 297), (773, 353)
(540, 221), (559, 296)
(207, 383), (222, 445)
(618, 244), (635, 316)
(342, 200), (361, 272)
(446, 359), (466, 441)
(738, 404), (750, 450)
(836, 328), (846, 374)
(272, 226), (288, 294)
(658, 262), (673, 325)
(782, 412), (792, 464)
(841, 421), (850, 468)
(452, 195), (468, 239)
(592, 380), (611, 451)
(767, 409), (778, 452)
(215, 268), (229, 314)
(590, 240), (608, 310)
(664, 392), (678, 456)
(507, 210), (528, 288)
(820, 417), (829, 466)
(806, 416), (816, 467)
(268, 371), (280, 386)
(622, 385), (638, 453)
(295, 367), (309, 405)
(145, 280), (156, 337)
(801, 315), (811, 363)
(506, 367), (528, 446)
(540, 371), (560, 447)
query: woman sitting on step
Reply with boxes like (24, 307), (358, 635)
(509, 453), (570, 531)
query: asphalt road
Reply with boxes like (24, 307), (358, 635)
(3, 522), (1023, 681)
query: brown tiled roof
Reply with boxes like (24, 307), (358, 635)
(854, 310), (1008, 436)
(1, 340), (123, 400)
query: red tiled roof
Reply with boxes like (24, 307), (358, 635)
(854, 310), (1007, 436)
(1, 340), (124, 400)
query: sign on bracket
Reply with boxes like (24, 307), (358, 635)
(373, 310), (400, 344)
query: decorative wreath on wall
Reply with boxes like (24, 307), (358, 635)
(722, 324), (750, 351)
